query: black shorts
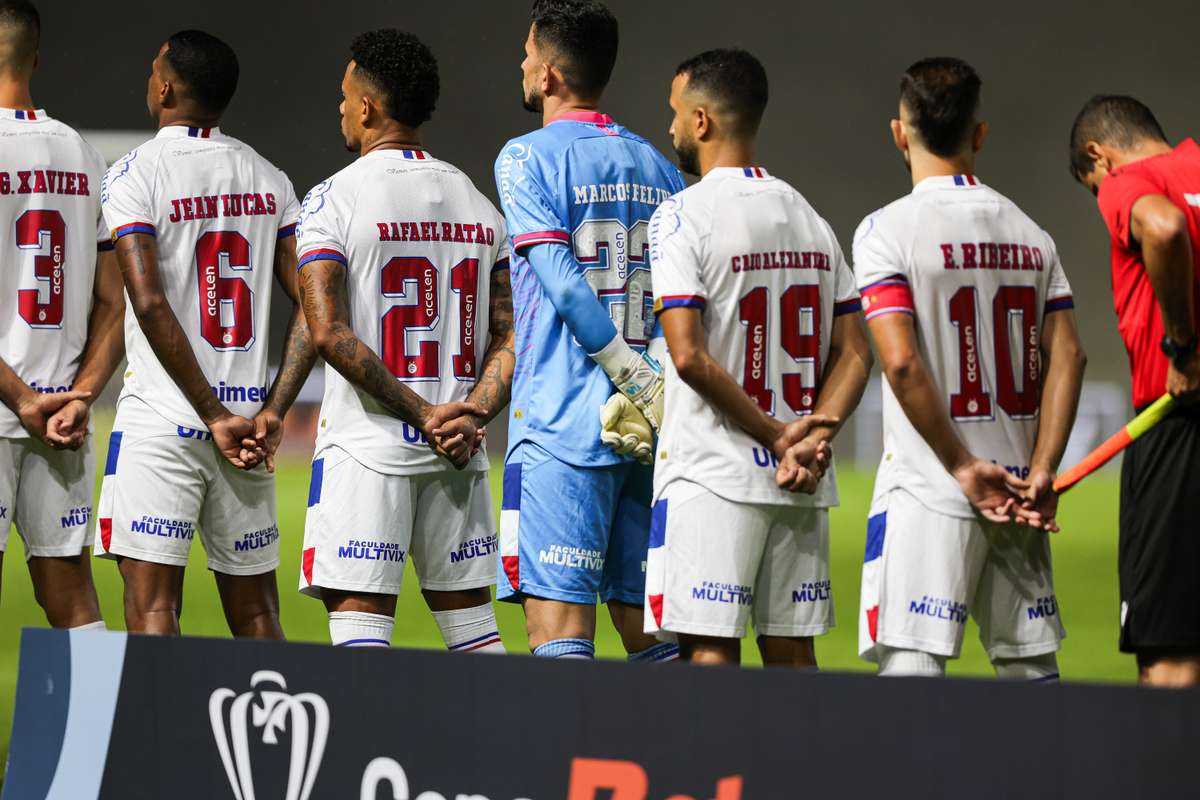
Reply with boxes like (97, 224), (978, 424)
(1119, 405), (1200, 654)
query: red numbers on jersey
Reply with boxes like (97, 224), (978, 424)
(380, 256), (479, 382)
(195, 231), (255, 350)
(948, 285), (1039, 420)
(738, 284), (822, 416)
(15, 209), (66, 329)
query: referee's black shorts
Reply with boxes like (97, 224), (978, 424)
(1119, 404), (1200, 655)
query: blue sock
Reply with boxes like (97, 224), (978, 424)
(628, 642), (679, 663)
(532, 638), (595, 659)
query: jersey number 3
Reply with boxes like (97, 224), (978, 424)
(16, 209), (66, 329)
(739, 285), (822, 416)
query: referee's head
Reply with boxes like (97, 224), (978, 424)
(1069, 95), (1169, 195)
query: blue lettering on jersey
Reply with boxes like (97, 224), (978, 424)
(338, 540), (406, 562)
(693, 581), (754, 605)
(495, 113), (685, 466)
(1027, 594), (1058, 620)
(909, 595), (968, 624)
(449, 534), (497, 564)
(60, 505), (92, 529)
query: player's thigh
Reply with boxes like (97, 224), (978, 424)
(974, 523), (1064, 660)
(409, 468), (496, 592)
(94, 420), (206, 569)
(299, 448), (414, 598)
(0, 438), (21, 556)
(199, 448), (278, 577)
(645, 481), (770, 640)
(865, 489), (987, 659)
(754, 506), (833, 638)
(14, 437), (95, 559)
(497, 441), (619, 605)
(600, 461), (653, 606)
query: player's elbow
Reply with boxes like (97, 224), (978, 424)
(128, 292), (168, 324)
(670, 346), (707, 386)
(881, 354), (917, 388)
(308, 322), (337, 359)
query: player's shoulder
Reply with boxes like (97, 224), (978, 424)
(853, 192), (915, 248)
(297, 160), (361, 227)
(979, 183), (1056, 246)
(496, 127), (557, 172)
(100, 136), (162, 204)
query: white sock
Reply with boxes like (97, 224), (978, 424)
(993, 652), (1060, 682)
(328, 611), (393, 647)
(69, 620), (106, 631)
(431, 603), (505, 654)
(877, 645), (947, 677)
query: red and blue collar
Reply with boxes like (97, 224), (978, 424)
(704, 166), (771, 181)
(156, 124), (222, 140)
(2, 107), (46, 121)
(914, 174), (983, 193)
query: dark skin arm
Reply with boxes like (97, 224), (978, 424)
(298, 258), (484, 468)
(867, 311), (1028, 522)
(1019, 309), (1087, 531)
(1130, 194), (1200, 398)
(430, 266), (516, 449)
(46, 248), (127, 449)
(658, 306), (835, 493)
(114, 232), (262, 468)
(248, 236), (317, 472)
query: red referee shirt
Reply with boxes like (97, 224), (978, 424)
(1097, 137), (1200, 409)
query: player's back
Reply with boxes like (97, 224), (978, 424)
(855, 176), (1074, 517)
(101, 126), (299, 430)
(297, 149), (507, 474)
(496, 113), (684, 467)
(0, 108), (108, 439)
(650, 168), (858, 507)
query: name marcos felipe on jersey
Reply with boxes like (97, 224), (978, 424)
(0, 107), (110, 439)
(101, 125), (300, 430)
(649, 167), (861, 508)
(854, 175), (1074, 518)
(296, 148), (509, 476)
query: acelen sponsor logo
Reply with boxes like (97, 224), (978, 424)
(210, 674), (742, 800)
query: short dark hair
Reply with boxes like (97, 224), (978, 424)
(350, 29), (439, 128)
(676, 48), (769, 138)
(0, 0), (40, 74)
(164, 30), (239, 115)
(1068, 94), (1168, 181)
(899, 57), (982, 157)
(531, 0), (618, 100)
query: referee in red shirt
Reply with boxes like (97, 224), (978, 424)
(1070, 95), (1200, 687)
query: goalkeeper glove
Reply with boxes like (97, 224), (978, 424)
(599, 393), (654, 465)
(589, 333), (664, 430)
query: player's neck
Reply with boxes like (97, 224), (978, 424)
(359, 122), (422, 157)
(908, 149), (975, 187)
(156, 109), (220, 131)
(541, 93), (600, 127)
(1112, 139), (1174, 169)
(699, 141), (756, 177)
(0, 76), (35, 110)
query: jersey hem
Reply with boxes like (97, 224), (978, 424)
(315, 442), (488, 477)
(653, 474), (836, 509)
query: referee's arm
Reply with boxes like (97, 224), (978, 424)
(1131, 195), (1199, 396)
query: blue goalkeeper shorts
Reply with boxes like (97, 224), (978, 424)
(496, 440), (651, 606)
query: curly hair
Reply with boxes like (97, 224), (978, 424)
(164, 30), (239, 115)
(350, 29), (439, 128)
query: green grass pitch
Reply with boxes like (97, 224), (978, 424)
(0, 414), (1133, 766)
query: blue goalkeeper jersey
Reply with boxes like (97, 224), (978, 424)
(495, 111), (685, 467)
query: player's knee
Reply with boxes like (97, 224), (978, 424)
(758, 635), (817, 669)
(992, 652), (1059, 682)
(680, 635), (739, 665)
(877, 645), (947, 677)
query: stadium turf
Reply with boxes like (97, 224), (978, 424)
(0, 413), (1133, 767)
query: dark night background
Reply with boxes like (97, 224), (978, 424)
(25, 0), (1200, 384)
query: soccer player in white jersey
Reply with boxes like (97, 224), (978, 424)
(645, 49), (874, 666)
(855, 58), (1087, 679)
(0, 1), (124, 627)
(96, 31), (315, 637)
(296, 30), (509, 653)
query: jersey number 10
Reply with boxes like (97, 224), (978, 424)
(948, 285), (1039, 420)
(739, 284), (822, 416)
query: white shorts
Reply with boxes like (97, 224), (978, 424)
(0, 436), (94, 558)
(644, 480), (833, 639)
(858, 488), (1065, 661)
(94, 397), (278, 575)
(299, 446), (496, 597)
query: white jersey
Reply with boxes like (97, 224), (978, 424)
(648, 167), (861, 507)
(854, 174), (1075, 519)
(101, 125), (300, 430)
(296, 148), (509, 475)
(0, 108), (109, 439)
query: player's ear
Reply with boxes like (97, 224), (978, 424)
(972, 120), (989, 153)
(890, 118), (907, 155)
(694, 106), (710, 141)
(541, 62), (556, 97)
(1085, 141), (1110, 175)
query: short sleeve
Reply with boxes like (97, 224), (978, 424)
(1097, 169), (1163, 250)
(295, 178), (346, 268)
(1042, 233), (1075, 313)
(494, 140), (568, 251)
(100, 149), (156, 241)
(853, 212), (914, 321)
(493, 213), (510, 272)
(276, 173), (301, 240)
(96, 208), (113, 252)
(830, 237), (861, 317)
(648, 194), (706, 313)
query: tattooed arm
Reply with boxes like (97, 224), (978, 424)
(298, 257), (484, 468)
(115, 232), (262, 468)
(251, 235), (317, 472)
